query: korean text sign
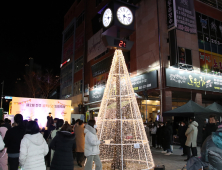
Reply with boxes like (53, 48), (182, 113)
(11, 97), (71, 128)
(166, 68), (222, 92)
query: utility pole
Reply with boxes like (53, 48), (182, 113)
(1, 81), (4, 108)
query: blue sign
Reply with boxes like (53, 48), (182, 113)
(5, 96), (12, 99)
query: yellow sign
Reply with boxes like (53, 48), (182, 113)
(11, 97), (71, 128)
(9, 101), (12, 115)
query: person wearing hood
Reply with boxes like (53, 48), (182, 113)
(50, 124), (76, 170)
(201, 124), (222, 170)
(84, 120), (104, 170)
(202, 114), (218, 146)
(4, 114), (26, 170)
(50, 119), (64, 163)
(185, 117), (198, 161)
(19, 121), (48, 170)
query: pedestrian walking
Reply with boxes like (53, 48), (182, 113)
(50, 119), (64, 163)
(178, 120), (187, 156)
(84, 120), (103, 170)
(0, 127), (7, 170)
(75, 120), (85, 167)
(50, 124), (76, 170)
(184, 117), (198, 161)
(4, 114), (25, 170)
(150, 123), (157, 148)
(19, 121), (48, 170)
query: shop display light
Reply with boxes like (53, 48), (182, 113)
(96, 49), (154, 170)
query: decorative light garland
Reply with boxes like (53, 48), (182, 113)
(96, 49), (154, 170)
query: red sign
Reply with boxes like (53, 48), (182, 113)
(60, 58), (70, 68)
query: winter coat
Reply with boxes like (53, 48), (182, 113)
(50, 128), (61, 162)
(150, 126), (157, 134)
(163, 124), (173, 149)
(4, 125), (25, 154)
(75, 125), (85, 152)
(178, 125), (187, 143)
(1, 123), (11, 130)
(0, 136), (4, 151)
(201, 128), (222, 170)
(185, 121), (198, 147)
(0, 127), (8, 170)
(202, 123), (217, 145)
(84, 124), (100, 157)
(19, 133), (49, 170)
(50, 131), (76, 170)
(156, 126), (164, 143)
(47, 116), (53, 128)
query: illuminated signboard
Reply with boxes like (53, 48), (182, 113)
(60, 58), (70, 68)
(166, 68), (222, 92)
(114, 39), (126, 48)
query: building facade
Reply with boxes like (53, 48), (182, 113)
(61, 0), (222, 122)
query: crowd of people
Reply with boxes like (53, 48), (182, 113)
(144, 114), (222, 170)
(0, 113), (103, 170)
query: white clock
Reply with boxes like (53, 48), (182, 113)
(102, 8), (113, 27)
(117, 6), (133, 25)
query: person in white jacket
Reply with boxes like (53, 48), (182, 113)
(84, 120), (104, 170)
(19, 121), (49, 170)
(0, 135), (5, 151)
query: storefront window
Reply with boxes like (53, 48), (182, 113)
(140, 100), (160, 122)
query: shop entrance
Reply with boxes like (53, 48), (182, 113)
(139, 100), (160, 122)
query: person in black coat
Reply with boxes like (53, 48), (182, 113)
(2, 118), (11, 130)
(156, 122), (164, 149)
(163, 121), (173, 155)
(47, 113), (54, 129)
(4, 114), (25, 170)
(50, 123), (76, 170)
(178, 120), (187, 156)
(202, 114), (218, 145)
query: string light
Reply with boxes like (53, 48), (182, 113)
(96, 49), (154, 170)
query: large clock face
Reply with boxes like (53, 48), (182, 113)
(117, 6), (133, 25)
(102, 8), (113, 27)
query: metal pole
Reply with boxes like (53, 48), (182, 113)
(156, 0), (163, 121)
(1, 81), (4, 108)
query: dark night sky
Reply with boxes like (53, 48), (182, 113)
(0, 1), (74, 96)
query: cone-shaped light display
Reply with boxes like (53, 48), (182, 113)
(96, 49), (155, 170)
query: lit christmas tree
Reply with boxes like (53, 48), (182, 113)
(96, 49), (154, 170)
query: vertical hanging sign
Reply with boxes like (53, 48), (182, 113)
(166, 0), (177, 29)
(166, 0), (197, 34)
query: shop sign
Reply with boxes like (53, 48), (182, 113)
(60, 58), (70, 68)
(89, 87), (105, 103)
(166, 68), (222, 92)
(166, 0), (177, 29)
(166, 0), (196, 34)
(130, 70), (158, 92)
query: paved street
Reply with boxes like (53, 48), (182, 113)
(47, 145), (201, 170)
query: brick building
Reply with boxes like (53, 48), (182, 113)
(60, 0), (222, 122)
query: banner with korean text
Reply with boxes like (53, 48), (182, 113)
(11, 97), (71, 128)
